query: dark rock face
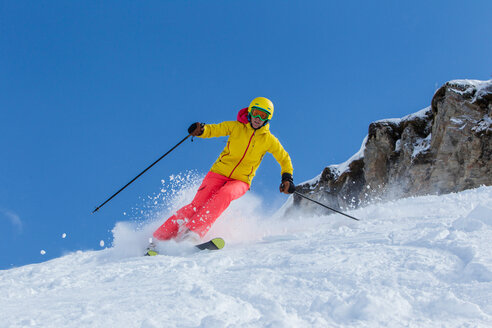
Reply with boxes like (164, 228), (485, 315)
(293, 80), (492, 214)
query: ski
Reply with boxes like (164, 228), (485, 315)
(195, 238), (225, 251)
(144, 249), (158, 256)
(144, 237), (225, 256)
(144, 244), (158, 256)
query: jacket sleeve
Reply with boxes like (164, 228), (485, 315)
(199, 121), (237, 138)
(269, 136), (294, 176)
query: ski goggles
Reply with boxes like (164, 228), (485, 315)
(250, 107), (271, 121)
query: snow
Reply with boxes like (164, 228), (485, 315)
(447, 79), (492, 104)
(411, 133), (432, 158)
(329, 136), (367, 176)
(448, 79), (491, 91)
(375, 106), (432, 125)
(300, 136), (368, 187)
(472, 115), (492, 134)
(395, 139), (401, 152)
(1, 186), (492, 327)
(301, 173), (322, 187)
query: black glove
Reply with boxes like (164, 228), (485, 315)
(188, 122), (204, 136)
(280, 173), (296, 194)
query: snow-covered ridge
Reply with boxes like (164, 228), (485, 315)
(1, 186), (491, 327)
(447, 79), (492, 101)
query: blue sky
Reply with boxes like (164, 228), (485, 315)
(1, 0), (491, 269)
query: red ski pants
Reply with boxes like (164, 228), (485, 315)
(153, 171), (249, 240)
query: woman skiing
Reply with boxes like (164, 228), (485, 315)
(148, 97), (294, 252)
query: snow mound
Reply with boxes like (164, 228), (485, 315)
(452, 204), (492, 232)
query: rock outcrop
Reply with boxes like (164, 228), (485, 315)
(292, 79), (492, 214)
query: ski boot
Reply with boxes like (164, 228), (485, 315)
(144, 238), (159, 256)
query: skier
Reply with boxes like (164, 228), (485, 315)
(147, 97), (294, 253)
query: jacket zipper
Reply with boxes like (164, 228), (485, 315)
(228, 131), (255, 178)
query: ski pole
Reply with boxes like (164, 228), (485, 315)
(92, 134), (191, 214)
(294, 191), (360, 221)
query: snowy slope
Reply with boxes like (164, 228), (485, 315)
(1, 186), (492, 327)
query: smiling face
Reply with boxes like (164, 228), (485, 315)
(250, 115), (265, 129)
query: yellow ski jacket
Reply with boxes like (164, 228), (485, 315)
(199, 117), (293, 186)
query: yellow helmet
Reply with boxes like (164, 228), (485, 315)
(248, 97), (274, 121)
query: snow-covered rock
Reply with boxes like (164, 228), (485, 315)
(294, 79), (492, 214)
